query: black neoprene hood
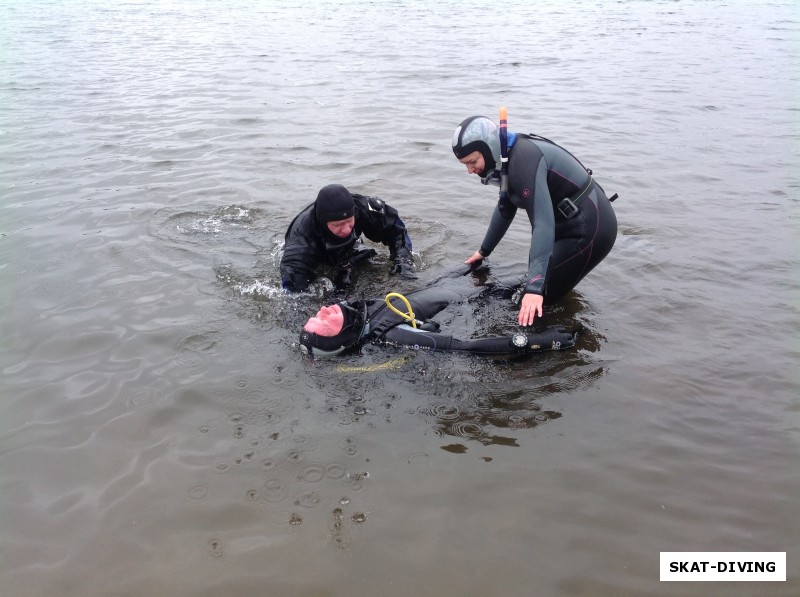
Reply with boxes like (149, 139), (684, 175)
(315, 184), (355, 225)
(299, 301), (365, 358)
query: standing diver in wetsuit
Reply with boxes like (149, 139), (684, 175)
(298, 267), (576, 359)
(452, 115), (618, 327)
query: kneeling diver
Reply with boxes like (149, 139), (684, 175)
(298, 267), (576, 359)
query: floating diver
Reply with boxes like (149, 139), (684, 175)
(298, 266), (576, 359)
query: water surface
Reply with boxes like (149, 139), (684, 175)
(1, 1), (798, 595)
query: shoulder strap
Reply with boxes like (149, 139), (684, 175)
(519, 132), (592, 175)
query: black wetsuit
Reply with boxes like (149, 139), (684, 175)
(340, 270), (574, 356)
(280, 194), (413, 292)
(481, 134), (617, 301)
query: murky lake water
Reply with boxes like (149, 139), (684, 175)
(1, 1), (798, 595)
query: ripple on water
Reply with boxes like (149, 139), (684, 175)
(5, 1), (797, 591)
(207, 538), (224, 559)
(268, 510), (294, 526)
(291, 433), (319, 452)
(188, 485), (208, 500)
(231, 449), (256, 466)
(507, 414), (529, 429)
(224, 394), (282, 427)
(261, 473), (291, 503)
(124, 386), (165, 410)
(345, 471), (369, 491)
(295, 491), (322, 509)
(212, 461), (231, 474)
(330, 531), (351, 549)
(284, 447), (305, 464)
(260, 457), (279, 471)
(46, 491), (85, 516)
(299, 464), (325, 483)
(174, 332), (220, 371)
(449, 420), (487, 440)
(428, 403), (463, 421)
(160, 206), (256, 240)
(325, 462), (348, 480)
(406, 452), (430, 465)
(36, 330), (127, 363)
(338, 436), (360, 457)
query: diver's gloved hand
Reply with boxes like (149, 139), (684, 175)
(390, 247), (418, 279)
(334, 248), (377, 293)
(390, 260), (417, 279)
(333, 266), (352, 293)
(528, 325), (576, 352)
(348, 247), (377, 268)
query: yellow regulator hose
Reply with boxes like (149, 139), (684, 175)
(384, 292), (417, 328)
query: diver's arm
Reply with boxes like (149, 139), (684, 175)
(379, 324), (575, 355)
(519, 157), (555, 296)
(354, 195), (413, 254)
(468, 200), (517, 263)
(450, 325), (574, 354)
(280, 230), (320, 292)
(354, 195), (416, 278)
(516, 162), (555, 324)
(502, 144), (553, 325)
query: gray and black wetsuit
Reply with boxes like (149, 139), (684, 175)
(481, 134), (617, 301)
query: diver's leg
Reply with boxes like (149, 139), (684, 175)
(546, 186), (617, 302)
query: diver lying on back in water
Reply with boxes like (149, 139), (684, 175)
(298, 266), (577, 359)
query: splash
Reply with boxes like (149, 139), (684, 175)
(234, 278), (285, 299)
(174, 205), (255, 235)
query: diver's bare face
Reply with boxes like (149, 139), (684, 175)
(458, 151), (485, 176)
(304, 304), (344, 337)
(326, 216), (355, 238)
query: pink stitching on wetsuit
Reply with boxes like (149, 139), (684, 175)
(550, 168), (583, 190)
(552, 196), (599, 277)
